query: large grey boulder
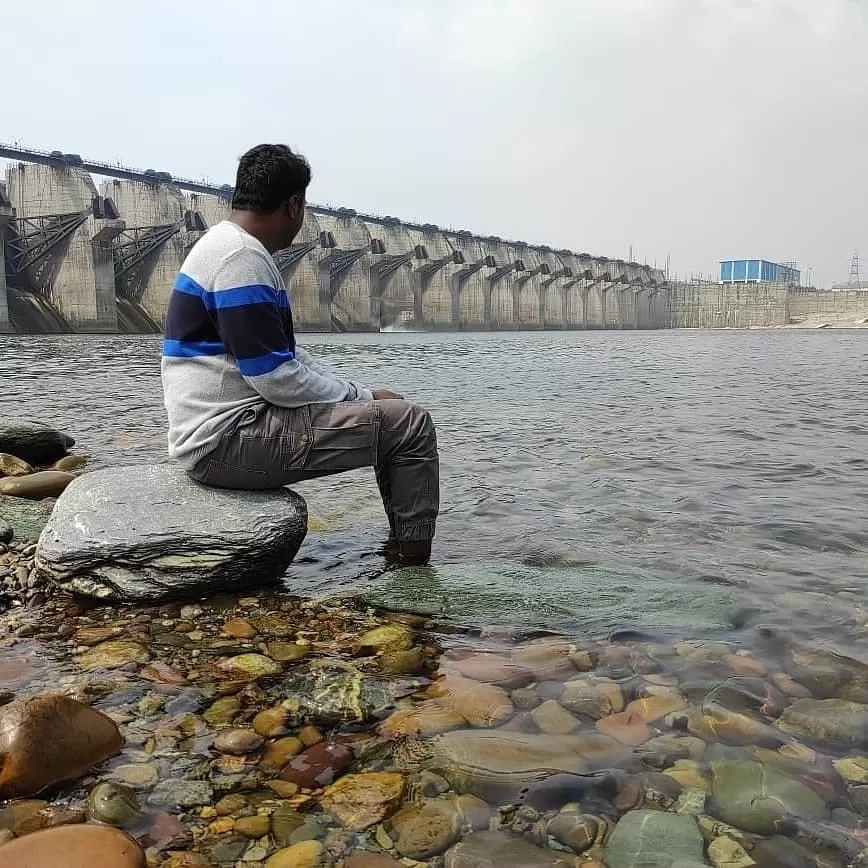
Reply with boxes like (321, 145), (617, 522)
(0, 419), (74, 465)
(35, 464), (307, 602)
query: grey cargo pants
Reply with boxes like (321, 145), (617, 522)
(188, 399), (439, 543)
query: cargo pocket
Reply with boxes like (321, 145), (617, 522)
(280, 404), (314, 470)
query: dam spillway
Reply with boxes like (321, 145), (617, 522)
(0, 145), (670, 334)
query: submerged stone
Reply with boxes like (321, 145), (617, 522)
(389, 799), (462, 860)
(710, 760), (827, 834)
(35, 464), (307, 601)
(85, 782), (143, 828)
(319, 772), (405, 831)
(444, 830), (579, 867)
(0, 823), (144, 868)
(0, 694), (123, 799)
(0, 494), (54, 541)
(775, 698), (868, 748)
(605, 810), (706, 868)
(0, 470), (74, 499)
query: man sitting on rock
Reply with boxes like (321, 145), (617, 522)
(160, 143), (438, 565)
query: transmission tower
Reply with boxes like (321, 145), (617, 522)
(849, 250), (862, 286)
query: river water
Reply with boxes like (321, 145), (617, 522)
(1, 329), (868, 864)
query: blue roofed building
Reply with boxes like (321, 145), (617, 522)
(720, 259), (800, 286)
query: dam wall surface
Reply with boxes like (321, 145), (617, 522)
(668, 282), (790, 329)
(0, 154), (667, 334)
(787, 290), (868, 327)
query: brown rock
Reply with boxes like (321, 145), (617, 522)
(560, 677), (624, 719)
(626, 692), (685, 722)
(0, 470), (74, 499)
(379, 704), (466, 738)
(279, 740), (354, 789)
(320, 772), (405, 831)
(0, 454), (33, 477)
(253, 707), (290, 738)
(0, 824), (144, 868)
(531, 700), (580, 735)
(596, 710), (652, 746)
(345, 854), (402, 868)
(222, 618), (258, 639)
(512, 638), (577, 681)
(0, 694), (123, 798)
(50, 455), (88, 473)
(234, 814), (271, 838)
(266, 840), (329, 868)
(445, 653), (533, 690)
(73, 626), (123, 647)
(214, 794), (247, 816)
(213, 728), (264, 756)
(260, 736), (303, 771)
(389, 799), (462, 860)
(298, 726), (323, 747)
(428, 675), (514, 728)
(265, 780), (300, 798)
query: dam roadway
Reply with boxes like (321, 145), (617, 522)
(0, 145), (669, 334)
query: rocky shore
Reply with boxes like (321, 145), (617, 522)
(2, 419), (868, 868)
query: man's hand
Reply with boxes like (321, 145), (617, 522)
(372, 389), (405, 401)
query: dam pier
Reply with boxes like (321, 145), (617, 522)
(2, 145), (867, 334)
(0, 146), (668, 334)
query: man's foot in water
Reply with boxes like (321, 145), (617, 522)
(379, 534), (432, 566)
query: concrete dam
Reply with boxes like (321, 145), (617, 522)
(0, 146), (670, 334)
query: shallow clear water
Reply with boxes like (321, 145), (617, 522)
(2, 330), (866, 643)
(2, 329), (868, 864)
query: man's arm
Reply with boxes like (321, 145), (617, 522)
(211, 251), (372, 407)
(294, 344), (373, 401)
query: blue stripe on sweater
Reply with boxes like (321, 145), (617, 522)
(163, 338), (226, 357)
(175, 273), (289, 309)
(237, 349), (296, 376)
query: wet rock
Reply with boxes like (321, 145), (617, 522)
(379, 704), (466, 738)
(0, 494), (54, 541)
(35, 464), (307, 601)
(625, 692), (685, 722)
(279, 740), (354, 789)
(596, 710), (652, 746)
(0, 694), (123, 798)
(260, 736), (304, 771)
(50, 454), (88, 473)
(428, 674), (514, 727)
(605, 810), (706, 868)
(833, 755), (868, 783)
(269, 642), (310, 663)
(710, 760), (827, 834)
(213, 728), (264, 755)
(266, 840), (330, 868)
(0, 420), (74, 465)
(775, 698), (868, 747)
(708, 836), (755, 868)
(454, 793), (491, 830)
(0, 454), (33, 478)
(512, 687), (542, 710)
(0, 823), (144, 868)
(345, 854), (402, 868)
(0, 470), (74, 499)
(86, 782), (143, 828)
(217, 653), (282, 680)
(664, 760), (710, 792)
(203, 696), (240, 726)
(749, 836), (818, 868)
(389, 798), (462, 860)
(379, 647), (425, 675)
(298, 725), (323, 747)
(78, 641), (150, 670)
(353, 624), (413, 655)
(446, 653), (533, 690)
(320, 772), (405, 831)
(512, 638), (577, 681)
(547, 812), (608, 853)
(222, 618), (257, 638)
(279, 659), (391, 727)
(254, 706), (290, 737)
(0, 518), (11, 543)
(531, 700), (581, 735)
(560, 677), (624, 719)
(235, 814), (271, 838)
(148, 779), (214, 810)
(444, 830), (578, 867)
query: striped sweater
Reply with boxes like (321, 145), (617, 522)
(161, 220), (372, 469)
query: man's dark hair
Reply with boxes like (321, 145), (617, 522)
(231, 144), (311, 212)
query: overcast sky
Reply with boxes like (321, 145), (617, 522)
(3, 0), (867, 287)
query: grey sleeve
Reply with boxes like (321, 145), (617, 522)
(294, 344), (374, 403)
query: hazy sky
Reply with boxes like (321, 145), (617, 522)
(3, 0), (867, 287)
